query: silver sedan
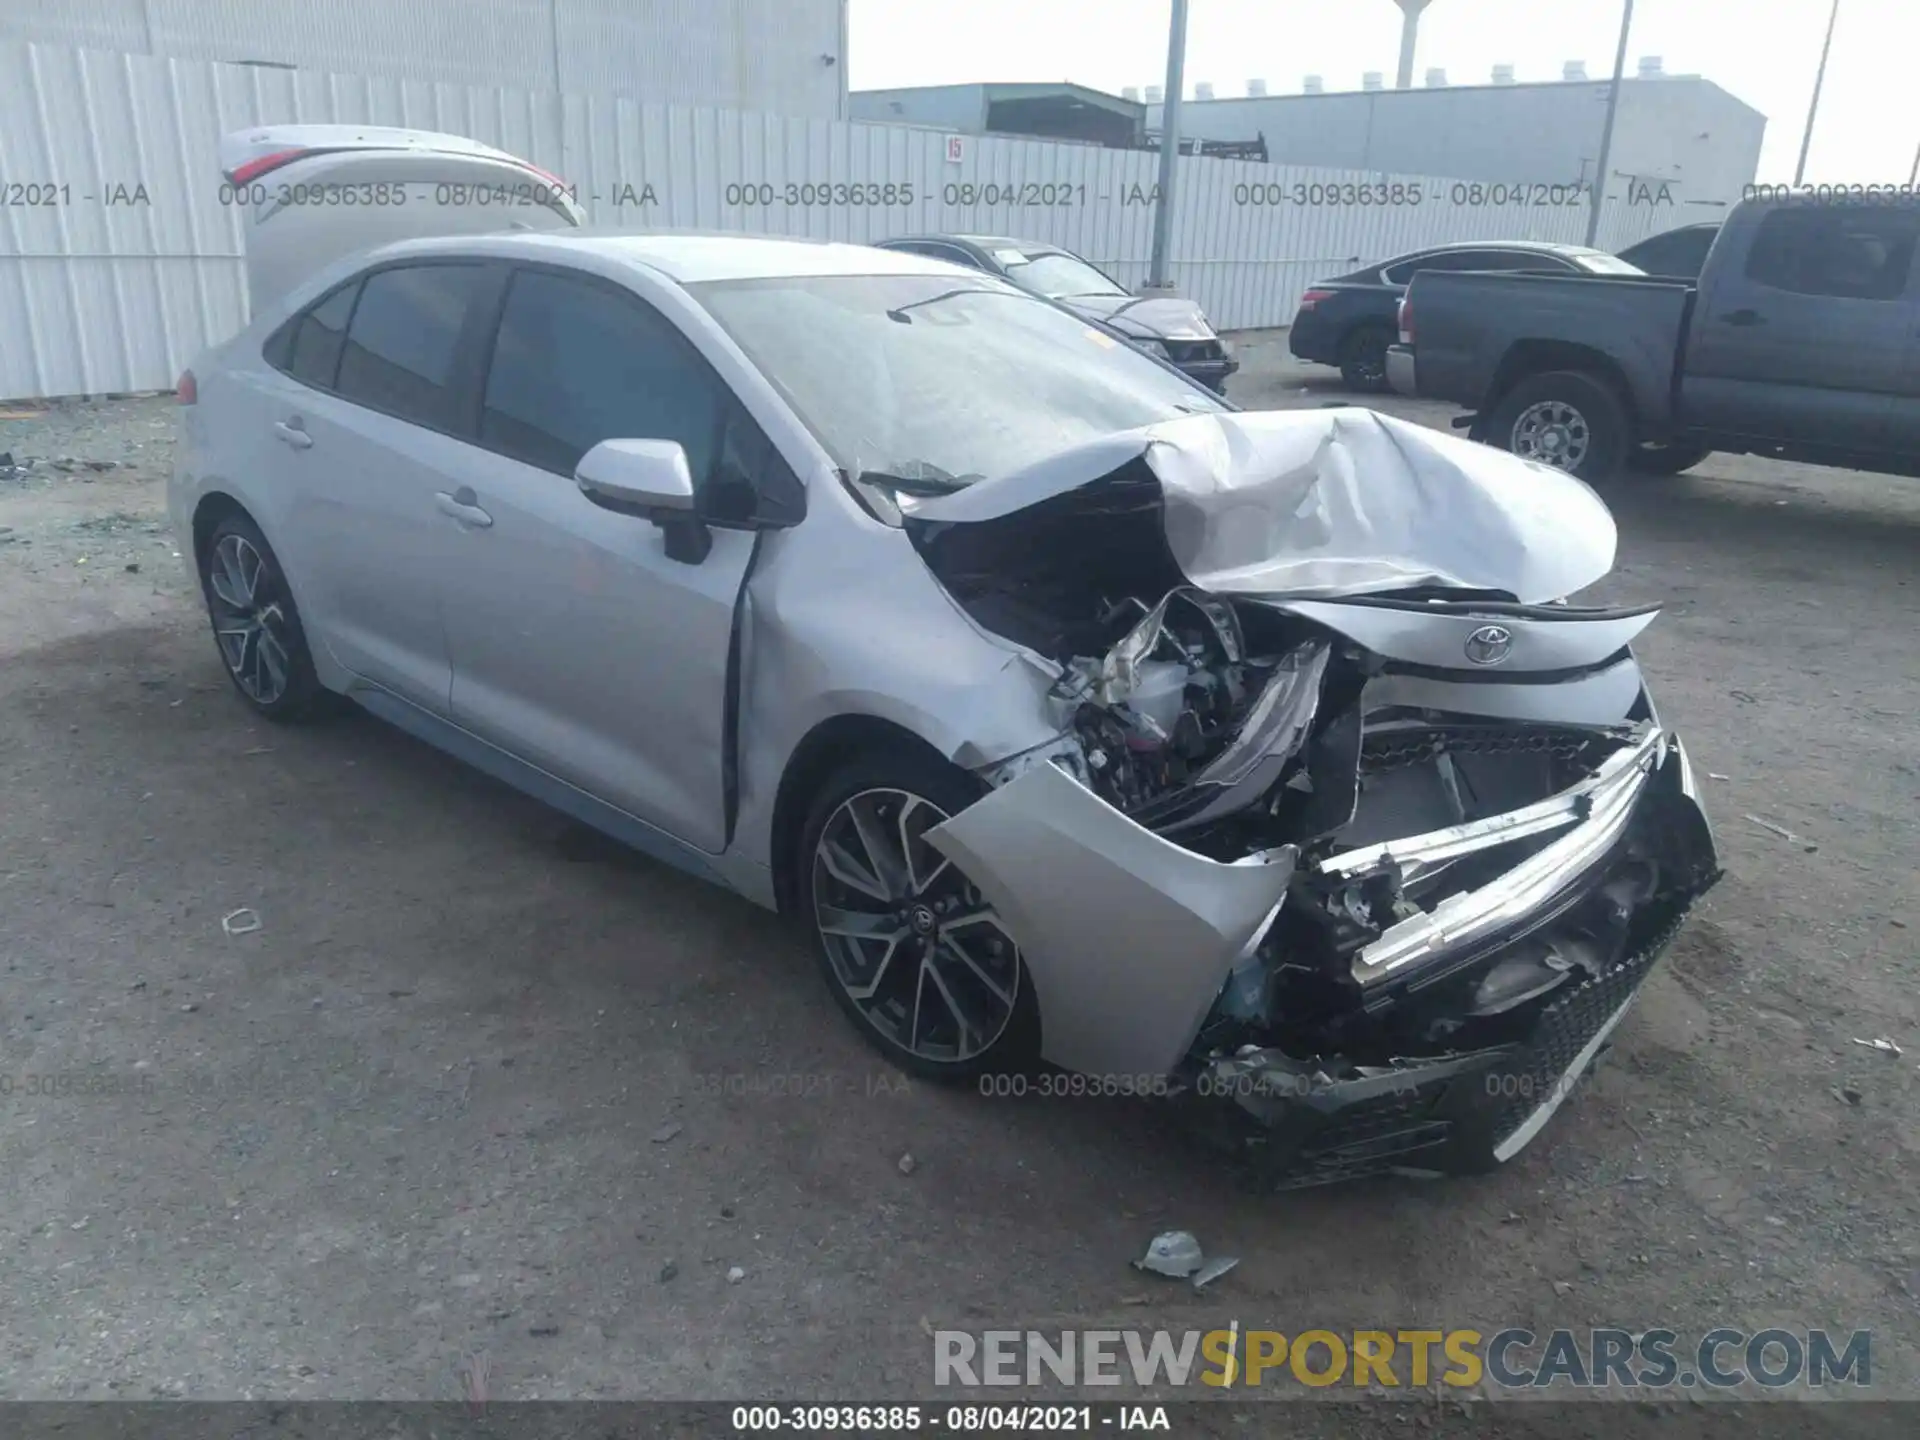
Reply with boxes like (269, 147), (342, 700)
(174, 152), (1719, 1187)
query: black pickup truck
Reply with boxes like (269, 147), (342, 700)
(1387, 194), (1920, 482)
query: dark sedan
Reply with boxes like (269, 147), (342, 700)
(872, 233), (1238, 393)
(1289, 241), (1646, 390)
(1616, 222), (1721, 278)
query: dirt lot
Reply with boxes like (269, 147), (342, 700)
(2, 336), (1916, 1417)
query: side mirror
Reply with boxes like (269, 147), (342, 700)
(576, 439), (711, 564)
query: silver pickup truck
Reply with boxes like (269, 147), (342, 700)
(1388, 193), (1920, 482)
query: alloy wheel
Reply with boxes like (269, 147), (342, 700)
(810, 787), (1022, 1065)
(206, 533), (293, 706)
(1509, 400), (1590, 471)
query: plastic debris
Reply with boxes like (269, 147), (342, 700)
(1134, 1229), (1239, 1289)
(1743, 814), (1801, 844)
(1851, 1037), (1902, 1057)
(1191, 1256), (1241, 1290)
(221, 908), (261, 936)
(727, 1266), (745, 1284)
(650, 1120), (683, 1144)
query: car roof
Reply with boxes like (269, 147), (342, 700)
(885, 233), (1062, 255)
(1394, 239), (1607, 260)
(354, 229), (968, 284)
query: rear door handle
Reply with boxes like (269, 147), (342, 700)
(435, 487), (493, 528)
(1720, 309), (1765, 326)
(273, 419), (314, 449)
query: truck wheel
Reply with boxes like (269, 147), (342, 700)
(1337, 326), (1393, 391)
(1628, 442), (1712, 476)
(1487, 371), (1630, 482)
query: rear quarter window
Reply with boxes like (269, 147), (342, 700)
(268, 281), (361, 390)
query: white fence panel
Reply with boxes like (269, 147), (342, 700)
(1, 39), (1682, 400)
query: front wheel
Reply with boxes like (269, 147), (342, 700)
(798, 750), (1040, 1082)
(1485, 370), (1631, 483)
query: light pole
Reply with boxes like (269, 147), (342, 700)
(1585, 0), (1634, 247)
(1147, 0), (1189, 290)
(1909, 138), (1919, 185)
(1794, 0), (1841, 186)
(1394, 0), (1434, 90)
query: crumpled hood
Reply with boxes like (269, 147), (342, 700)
(1059, 293), (1218, 341)
(899, 407), (1617, 603)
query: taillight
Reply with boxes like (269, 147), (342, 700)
(176, 370), (196, 405)
(227, 148), (310, 187)
(1297, 288), (1335, 311)
(1397, 298), (1414, 345)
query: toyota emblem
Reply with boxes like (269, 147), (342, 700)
(1464, 624), (1515, 666)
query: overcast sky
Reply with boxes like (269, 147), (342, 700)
(848, 0), (1917, 186)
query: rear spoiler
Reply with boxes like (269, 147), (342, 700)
(219, 125), (572, 194)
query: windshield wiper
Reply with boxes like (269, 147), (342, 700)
(885, 287), (1001, 323)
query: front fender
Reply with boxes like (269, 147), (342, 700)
(925, 761), (1296, 1078)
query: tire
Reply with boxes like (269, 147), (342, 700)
(197, 510), (328, 722)
(797, 748), (1041, 1083)
(1628, 441), (1712, 476)
(1485, 370), (1631, 483)
(1337, 325), (1393, 391)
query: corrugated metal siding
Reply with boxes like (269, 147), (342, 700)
(2, 0), (847, 118)
(0, 39), (1671, 401)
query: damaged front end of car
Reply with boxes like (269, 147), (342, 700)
(904, 408), (1723, 1187)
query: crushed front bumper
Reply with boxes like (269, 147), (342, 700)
(1194, 730), (1721, 1186)
(929, 723), (1720, 1186)
(1193, 906), (1691, 1188)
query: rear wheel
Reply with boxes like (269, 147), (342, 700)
(1628, 441), (1712, 476)
(1486, 370), (1631, 483)
(798, 749), (1039, 1082)
(1337, 325), (1393, 391)
(198, 511), (327, 722)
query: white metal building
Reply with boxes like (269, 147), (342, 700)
(1149, 66), (1766, 214)
(0, 0), (850, 119)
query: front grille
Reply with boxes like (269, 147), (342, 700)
(1486, 907), (1689, 1146)
(1362, 724), (1598, 775)
(1277, 1088), (1453, 1190)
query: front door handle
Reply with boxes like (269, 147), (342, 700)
(435, 488), (493, 528)
(273, 419), (314, 449)
(1720, 309), (1765, 326)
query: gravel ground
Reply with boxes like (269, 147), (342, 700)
(1, 338), (1916, 1422)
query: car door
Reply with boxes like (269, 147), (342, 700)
(1683, 204), (1918, 449)
(248, 258), (500, 713)
(437, 264), (768, 853)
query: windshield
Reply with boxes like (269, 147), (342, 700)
(689, 274), (1226, 487)
(999, 250), (1128, 299)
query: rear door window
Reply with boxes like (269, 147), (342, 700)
(478, 267), (725, 486)
(334, 263), (490, 431)
(1744, 206), (1919, 301)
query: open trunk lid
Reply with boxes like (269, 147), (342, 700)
(221, 125), (587, 314)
